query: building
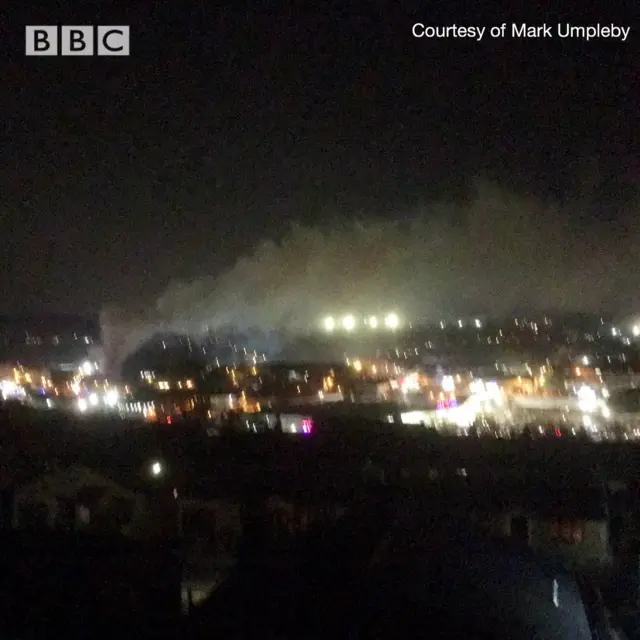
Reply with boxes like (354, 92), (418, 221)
(383, 480), (613, 579)
(11, 465), (152, 537)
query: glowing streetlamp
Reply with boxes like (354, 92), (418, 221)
(323, 316), (336, 332)
(150, 460), (164, 477)
(384, 313), (399, 330)
(342, 315), (356, 331)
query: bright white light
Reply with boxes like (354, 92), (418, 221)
(342, 315), (356, 331)
(445, 401), (478, 428)
(1, 380), (16, 392)
(474, 319), (482, 328)
(633, 325), (640, 337)
(400, 373), (420, 394)
(81, 361), (93, 376)
(150, 461), (163, 477)
(582, 414), (595, 430)
(89, 393), (99, 406)
(368, 316), (378, 328)
(323, 316), (336, 332)
(601, 406), (612, 419)
(469, 380), (485, 395)
(485, 381), (500, 397)
(0, 380), (18, 399)
(104, 390), (119, 407)
(384, 313), (399, 329)
(577, 385), (598, 413)
(401, 410), (430, 425)
(582, 356), (590, 366)
(77, 398), (88, 412)
(611, 328), (619, 337)
(441, 375), (455, 393)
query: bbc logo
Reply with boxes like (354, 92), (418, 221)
(25, 25), (130, 56)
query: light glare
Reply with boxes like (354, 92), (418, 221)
(342, 315), (356, 331)
(104, 390), (119, 407)
(441, 375), (455, 392)
(384, 313), (399, 329)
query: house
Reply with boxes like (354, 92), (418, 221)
(11, 463), (244, 611)
(381, 481), (613, 578)
(525, 486), (612, 577)
(261, 493), (348, 539)
(475, 482), (613, 577)
(12, 465), (155, 538)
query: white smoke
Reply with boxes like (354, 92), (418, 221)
(100, 183), (639, 371)
(99, 306), (163, 376)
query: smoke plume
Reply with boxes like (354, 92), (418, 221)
(100, 183), (639, 372)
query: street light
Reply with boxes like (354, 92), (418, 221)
(150, 460), (164, 477)
(342, 315), (356, 331)
(323, 316), (336, 332)
(104, 390), (119, 407)
(384, 313), (399, 330)
(441, 375), (455, 393)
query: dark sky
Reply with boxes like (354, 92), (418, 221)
(2, 1), (638, 317)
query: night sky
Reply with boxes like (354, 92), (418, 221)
(2, 2), (638, 320)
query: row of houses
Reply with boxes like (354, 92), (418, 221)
(3, 408), (640, 600)
(0, 460), (355, 607)
(2, 464), (633, 573)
